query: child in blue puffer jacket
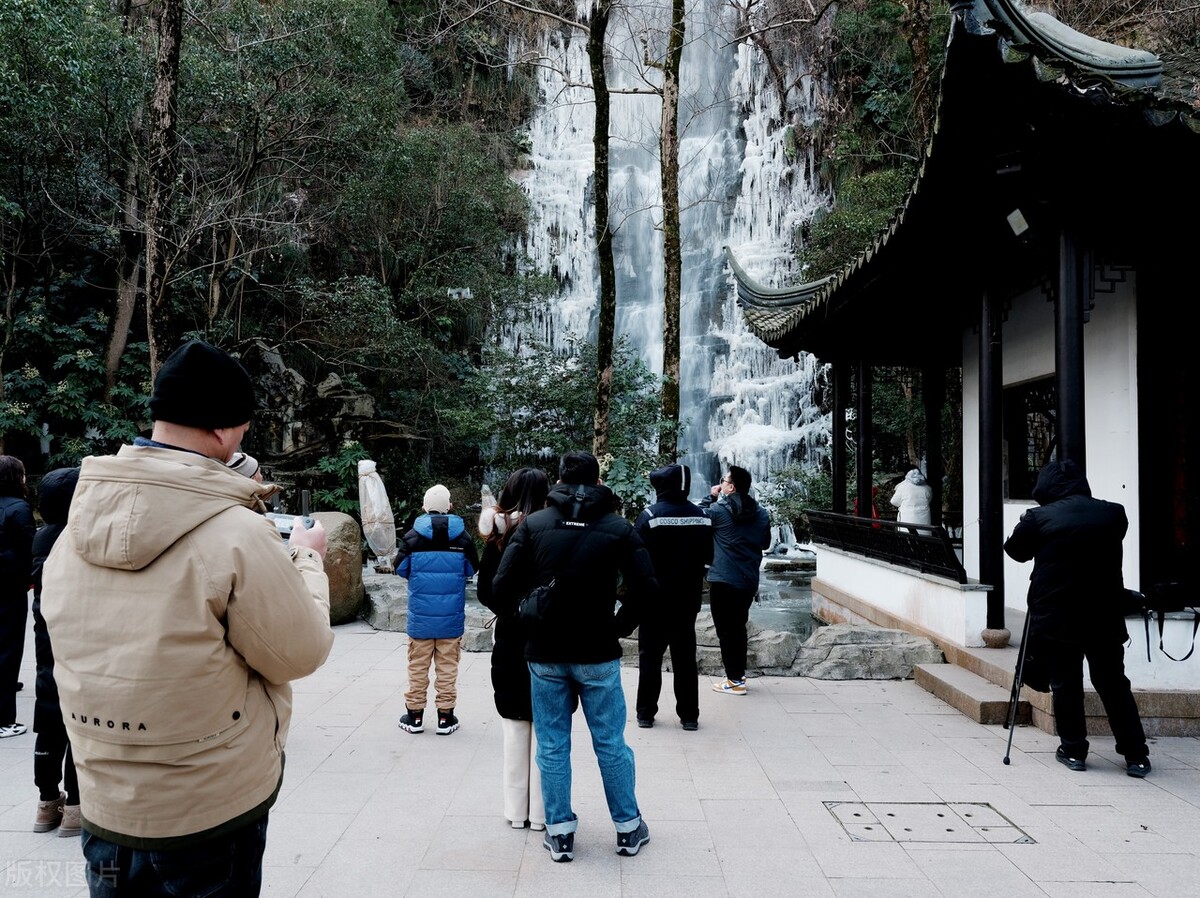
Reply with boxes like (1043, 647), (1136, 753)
(395, 484), (479, 736)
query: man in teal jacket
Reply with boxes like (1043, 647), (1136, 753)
(702, 465), (771, 695)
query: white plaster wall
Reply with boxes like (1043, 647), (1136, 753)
(814, 546), (990, 647)
(956, 272), (1199, 687)
(962, 276), (1139, 610)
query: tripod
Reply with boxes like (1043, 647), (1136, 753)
(1002, 612), (1033, 765)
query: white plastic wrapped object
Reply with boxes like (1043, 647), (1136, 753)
(478, 484), (497, 536)
(358, 459), (396, 559)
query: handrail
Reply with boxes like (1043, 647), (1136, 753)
(805, 510), (969, 584)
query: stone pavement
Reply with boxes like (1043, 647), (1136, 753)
(2, 620), (1199, 897)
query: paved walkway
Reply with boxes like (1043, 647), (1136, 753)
(2, 620), (1198, 897)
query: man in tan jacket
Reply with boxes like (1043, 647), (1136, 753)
(42, 340), (334, 897)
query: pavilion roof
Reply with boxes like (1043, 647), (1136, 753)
(730, 0), (1200, 365)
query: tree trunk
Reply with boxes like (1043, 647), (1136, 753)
(658, 0), (685, 460)
(106, 176), (142, 401)
(143, 0), (183, 377)
(590, 1), (616, 458)
(907, 0), (933, 139)
(104, 0), (148, 402)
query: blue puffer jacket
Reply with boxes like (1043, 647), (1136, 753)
(395, 513), (479, 639)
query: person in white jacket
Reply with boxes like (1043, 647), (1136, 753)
(890, 468), (933, 526)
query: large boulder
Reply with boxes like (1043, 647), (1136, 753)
(311, 512), (364, 624)
(363, 570), (407, 630)
(791, 624), (944, 679)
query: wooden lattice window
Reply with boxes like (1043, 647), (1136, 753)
(1004, 377), (1057, 500)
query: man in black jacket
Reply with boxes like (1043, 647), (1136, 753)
(633, 464), (712, 730)
(1004, 459), (1150, 777)
(493, 451), (658, 863)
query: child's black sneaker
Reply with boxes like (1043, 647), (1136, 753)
(436, 710), (460, 735)
(399, 709), (424, 734)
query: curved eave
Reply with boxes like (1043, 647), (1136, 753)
(732, 0), (1198, 359)
(972, 0), (1161, 88)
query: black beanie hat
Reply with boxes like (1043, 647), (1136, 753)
(149, 340), (256, 429)
(650, 463), (691, 500)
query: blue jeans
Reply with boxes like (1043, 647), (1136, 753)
(529, 660), (641, 836)
(81, 815), (269, 897)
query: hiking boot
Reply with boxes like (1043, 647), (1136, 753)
(436, 709), (459, 735)
(712, 678), (747, 695)
(34, 792), (64, 832)
(616, 818), (650, 856)
(681, 720), (699, 731)
(0, 722), (28, 738)
(543, 830), (574, 862)
(636, 717), (654, 728)
(1126, 758), (1151, 778)
(59, 804), (82, 838)
(1055, 746), (1086, 771)
(399, 709), (424, 734)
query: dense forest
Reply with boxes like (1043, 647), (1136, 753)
(1, 0), (1193, 523)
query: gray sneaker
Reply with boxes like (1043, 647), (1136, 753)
(543, 830), (574, 862)
(616, 818), (649, 856)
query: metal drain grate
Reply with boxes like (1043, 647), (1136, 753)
(825, 801), (1035, 844)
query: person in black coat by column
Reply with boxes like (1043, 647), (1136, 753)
(1004, 459), (1150, 777)
(633, 464), (712, 730)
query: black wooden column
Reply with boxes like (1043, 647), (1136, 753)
(832, 362), (848, 515)
(979, 291), (1005, 630)
(922, 366), (945, 527)
(1056, 229), (1087, 469)
(856, 361), (873, 518)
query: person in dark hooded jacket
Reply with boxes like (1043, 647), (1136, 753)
(633, 464), (712, 729)
(30, 467), (81, 836)
(701, 465), (771, 695)
(0, 455), (35, 739)
(1004, 459), (1150, 777)
(492, 451), (658, 863)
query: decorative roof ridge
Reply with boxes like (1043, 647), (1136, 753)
(967, 0), (1162, 88)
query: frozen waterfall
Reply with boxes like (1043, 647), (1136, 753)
(512, 0), (832, 541)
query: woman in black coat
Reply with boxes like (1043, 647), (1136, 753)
(0, 455), (35, 740)
(476, 468), (549, 830)
(31, 467), (81, 834)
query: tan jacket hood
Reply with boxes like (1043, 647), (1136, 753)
(70, 445), (271, 571)
(43, 443), (332, 843)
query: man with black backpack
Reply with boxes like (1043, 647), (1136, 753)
(492, 451), (658, 863)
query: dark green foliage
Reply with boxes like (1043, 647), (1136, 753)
(798, 167), (913, 278)
(761, 461), (834, 544)
(799, 1), (947, 278)
(449, 336), (675, 515)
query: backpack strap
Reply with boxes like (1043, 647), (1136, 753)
(1157, 608), (1200, 662)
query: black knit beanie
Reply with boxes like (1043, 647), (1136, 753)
(149, 340), (256, 428)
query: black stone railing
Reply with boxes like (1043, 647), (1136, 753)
(804, 510), (969, 584)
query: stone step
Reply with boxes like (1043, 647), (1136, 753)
(914, 662), (1030, 726)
